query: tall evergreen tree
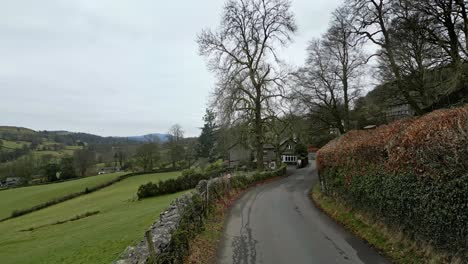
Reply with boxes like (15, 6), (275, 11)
(197, 109), (217, 161)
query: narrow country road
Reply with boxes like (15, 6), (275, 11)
(217, 162), (389, 264)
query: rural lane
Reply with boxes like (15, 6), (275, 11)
(217, 162), (389, 264)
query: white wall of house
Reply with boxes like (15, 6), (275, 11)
(281, 155), (297, 163)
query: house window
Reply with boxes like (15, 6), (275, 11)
(287, 144), (292, 150)
(282, 155), (297, 162)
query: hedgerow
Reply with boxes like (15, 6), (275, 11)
(137, 167), (227, 199)
(1, 168), (180, 222)
(317, 106), (468, 258)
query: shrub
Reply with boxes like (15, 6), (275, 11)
(137, 162), (287, 200)
(317, 106), (468, 257)
(137, 166), (226, 199)
(204, 159), (224, 174)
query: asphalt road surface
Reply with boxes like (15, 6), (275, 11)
(217, 162), (389, 264)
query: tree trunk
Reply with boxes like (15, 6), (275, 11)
(254, 97), (263, 171)
(342, 74), (350, 131)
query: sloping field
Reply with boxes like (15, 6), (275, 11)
(1, 140), (30, 150)
(0, 172), (126, 219)
(0, 171), (185, 264)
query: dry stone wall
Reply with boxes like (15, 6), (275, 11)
(114, 166), (286, 264)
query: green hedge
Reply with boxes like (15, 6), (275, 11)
(317, 107), (468, 257)
(322, 167), (468, 254)
(137, 168), (227, 199)
(230, 166), (287, 189)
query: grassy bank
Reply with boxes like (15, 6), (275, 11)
(0, 172), (126, 219)
(0, 171), (186, 264)
(185, 191), (240, 264)
(310, 184), (460, 264)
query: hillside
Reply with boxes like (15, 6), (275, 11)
(0, 126), (165, 165)
(354, 63), (468, 127)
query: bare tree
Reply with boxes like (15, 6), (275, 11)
(412, 0), (465, 63)
(197, 0), (296, 170)
(381, 2), (448, 109)
(325, 6), (368, 131)
(167, 124), (184, 168)
(348, 0), (426, 114)
(135, 143), (160, 172)
(292, 7), (367, 133)
(73, 149), (95, 177)
(292, 50), (346, 134)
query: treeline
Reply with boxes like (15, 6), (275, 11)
(0, 151), (93, 184)
(0, 145), (30, 163)
(0, 122), (214, 186)
(195, 0), (468, 170)
(292, 0), (468, 135)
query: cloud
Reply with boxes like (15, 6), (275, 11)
(0, 0), (341, 137)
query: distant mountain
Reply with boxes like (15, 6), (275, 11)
(127, 133), (169, 142)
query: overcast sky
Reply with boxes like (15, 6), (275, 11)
(0, 0), (342, 137)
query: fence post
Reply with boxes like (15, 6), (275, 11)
(205, 180), (210, 210)
(145, 229), (157, 263)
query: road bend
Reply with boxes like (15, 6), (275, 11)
(217, 162), (389, 264)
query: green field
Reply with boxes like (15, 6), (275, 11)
(31, 149), (76, 158)
(1, 140), (30, 150)
(0, 172), (126, 219)
(0, 171), (185, 264)
(0, 126), (35, 134)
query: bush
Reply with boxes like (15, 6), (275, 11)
(137, 162), (287, 200)
(137, 166), (226, 199)
(317, 106), (468, 257)
(204, 159), (224, 174)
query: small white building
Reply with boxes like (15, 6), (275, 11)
(5, 177), (22, 187)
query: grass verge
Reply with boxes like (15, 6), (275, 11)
(310, 184), (461, 264)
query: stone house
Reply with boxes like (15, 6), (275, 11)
(279, 138), (298, 164)
(227, 138), (300, 167)
(226, 143), (253, 168)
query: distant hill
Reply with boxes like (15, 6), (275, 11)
(0, 126), (138, 164)
(0, 126), (169, 144)
(0, 126), (36, 134)
(127, 133), (169, 142)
